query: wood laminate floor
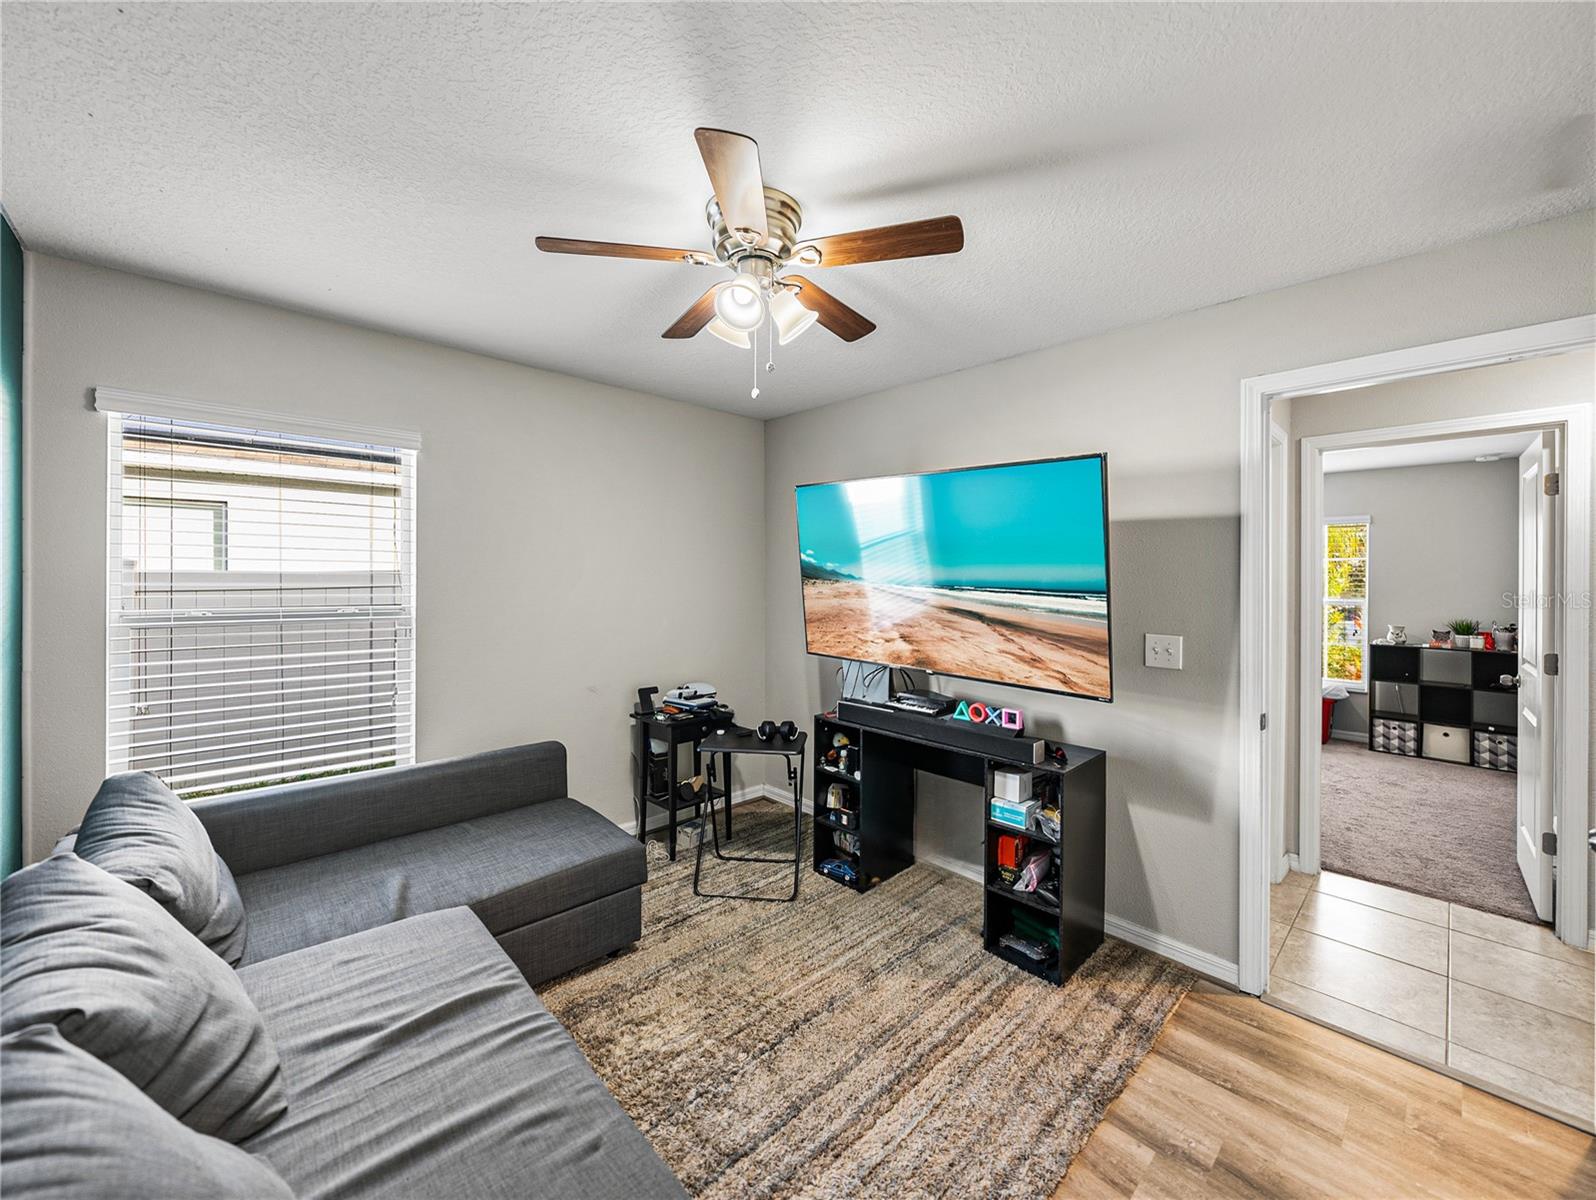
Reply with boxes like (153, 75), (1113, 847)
(1053, 985), (1596, 1200)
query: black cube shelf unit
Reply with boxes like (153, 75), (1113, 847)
(1366, 644), (1518, 772)
(811, 711), (915, 893)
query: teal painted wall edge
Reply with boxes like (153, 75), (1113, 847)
(1, 215), (21, 875)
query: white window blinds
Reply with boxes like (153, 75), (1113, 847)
(106, 409), (416, 797)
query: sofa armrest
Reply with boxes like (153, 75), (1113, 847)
(191, 741), (568, 875)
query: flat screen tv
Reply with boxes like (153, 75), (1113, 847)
(795, 454), (1112, 701)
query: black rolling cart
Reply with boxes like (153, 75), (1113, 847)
(693, 729), (807, 902)
(629, 706), (735, 860)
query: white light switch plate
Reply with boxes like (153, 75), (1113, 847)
(1145, 634), (1183, 670)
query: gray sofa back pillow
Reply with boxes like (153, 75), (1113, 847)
(0, 1023), (295, 1200)
(0, 853), (286, 1142)
(192, 740), (569, 874)
(74, 771), (247, 964)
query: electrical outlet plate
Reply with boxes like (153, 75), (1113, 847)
(1145, 634), (1183, 670)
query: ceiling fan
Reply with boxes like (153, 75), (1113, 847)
(536, 128), (964, 394)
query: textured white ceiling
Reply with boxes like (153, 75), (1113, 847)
(3, 3), (1592, 418)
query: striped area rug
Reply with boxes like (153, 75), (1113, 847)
(540, 802), (1194, 1199)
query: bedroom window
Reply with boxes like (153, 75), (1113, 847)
(1323, 517), (1369, 690)
(106, 407), (417, 797)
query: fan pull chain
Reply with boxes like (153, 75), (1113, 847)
(750, 320), (760, 401)
(767, 308), (776, 374)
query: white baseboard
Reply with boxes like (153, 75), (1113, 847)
(1104, 915), (1241, 987)
(1276, 851), (1309, 881)
(915, 848), (982, 885)
(913, 849), (1240, 987)
(624, 797), (1241, 985)
(1328, 729), (1365, 743)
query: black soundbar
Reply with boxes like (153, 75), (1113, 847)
(836, 699), (1045, 766)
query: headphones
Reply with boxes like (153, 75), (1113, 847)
(756, 719), (799, 742)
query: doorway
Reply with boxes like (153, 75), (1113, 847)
(1238, 318), (1594, 1130)
(1312, 430), (1545, 924)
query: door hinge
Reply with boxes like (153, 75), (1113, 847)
(1542, 830), (1557, 857)
(1544, 652), (1559, 677)
(1544, 472), (1560, 497)
(1260, 712), (1268, 731)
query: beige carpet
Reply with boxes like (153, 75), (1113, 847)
(1320, 739), (1538, 923)
(540, 802), (1194, 1199)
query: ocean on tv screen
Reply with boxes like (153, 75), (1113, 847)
(796, 457), (1112, 699)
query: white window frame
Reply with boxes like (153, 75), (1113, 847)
(1322, 515), (1370, 694)
(97, 388), (419, 798)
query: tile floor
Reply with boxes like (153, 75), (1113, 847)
(1268, 868), (1595, 1129)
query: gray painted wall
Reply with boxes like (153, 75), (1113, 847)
(18, 211), (1594, 974)
(21, 253), (767, 860)
(1324, 459), (1519, 734)
(765, 211), (1594, 970)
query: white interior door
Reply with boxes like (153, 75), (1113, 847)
(1516, 433), (1556, 921)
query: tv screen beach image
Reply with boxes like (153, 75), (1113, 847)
(796, 457), (1112, 699)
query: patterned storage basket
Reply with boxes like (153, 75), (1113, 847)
(1472, 730), (1517, 772)
(1371, 717), (1419, 757)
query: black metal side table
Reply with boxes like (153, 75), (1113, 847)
(693, 730), (806, 902)
(629, 707), (734, 860)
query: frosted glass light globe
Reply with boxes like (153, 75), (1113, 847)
(714, 277), (765, 331)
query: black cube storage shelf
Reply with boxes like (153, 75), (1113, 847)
(810, 713), (915, 893)
(1366, 644), (1518, 772)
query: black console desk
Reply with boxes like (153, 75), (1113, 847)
(811, 705), (1106, 985)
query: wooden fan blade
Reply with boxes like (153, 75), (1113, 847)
(662, 284), (723, 339)
(694, 128), (768, 242)
(795, 216), (964, 267)
(536, 237), (714, 265)
(784, 276), (876, 342)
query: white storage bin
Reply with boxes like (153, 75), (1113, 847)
(1422, 724), (1469, 764)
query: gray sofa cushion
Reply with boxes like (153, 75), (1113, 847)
(236, 797), (646, 964)
(0, 1024), (295, 1200)
(73, 771), (247, 964)
(239, 908), (685, 1200)
(0, 853), (286, 1142)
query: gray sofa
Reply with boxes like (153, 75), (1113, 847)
(1, 742), (686, 1199)
(193, 740), (646, 985)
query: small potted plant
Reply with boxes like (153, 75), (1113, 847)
(1446, 618), (1482, 650)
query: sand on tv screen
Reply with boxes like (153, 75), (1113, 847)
(795, 455), (1112, 701)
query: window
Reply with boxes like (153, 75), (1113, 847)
(122, 498), (228, 571)
(107, 409), (416, 797)
(1323, 517), (1369, 690)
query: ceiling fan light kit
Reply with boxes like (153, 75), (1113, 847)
(770, 287), (818, 345)
(705, 316), (752, 349)
(537, 127), (965, 398)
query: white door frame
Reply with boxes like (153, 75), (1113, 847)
(1268, 421), (1289, 884)
(1238, 314), (1594, 996)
